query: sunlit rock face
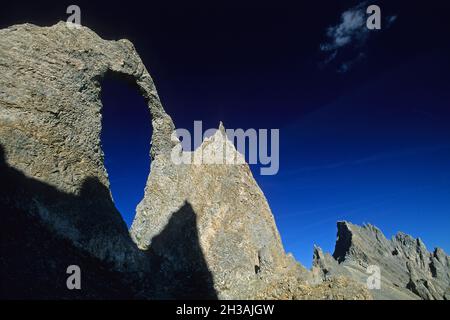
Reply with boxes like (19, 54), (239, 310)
(130, 123), (291, 299)
(1, 22), (373, 300)
(0, 22), (294, 299)
(0, 22), (176, 273)
(313, 221), (450, 300)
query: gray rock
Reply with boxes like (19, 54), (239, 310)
(0, 21), (170, 298)
(130, 123), (291, 299)
(313, 221), (450, 300)
(0, 22), (308, 299)
(1, 21), (431, 300)
(0, 21), (174, 274)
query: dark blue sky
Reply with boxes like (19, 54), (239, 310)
(3, 1), (450, 267)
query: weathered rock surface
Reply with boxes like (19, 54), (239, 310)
(0, 21), (174, 275)
(313, 221), (450, 300)
(0, 22), (445, 300)
(130, 123), (294, 299)
(0, 21), (286, 299)
(254, 276), (372, 300)
(0, 21), (171, 298)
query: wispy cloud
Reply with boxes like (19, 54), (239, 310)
(321, 4), (369, 52)
(320, 1), (397, 72)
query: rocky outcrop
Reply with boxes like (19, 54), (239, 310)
(0, 21), (174, 275)
(313, 221), (450, 300)
(0, 21), (174, 298)
(130, 123), (292, 299)
(1, 22), (445, 300)
(0, 21), (303, 299)
(0, 22), (303, 299)
(254, 276), (372, 300)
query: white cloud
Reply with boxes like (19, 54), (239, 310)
(321, 7), (368, 52)
(320, 2), (397, 72)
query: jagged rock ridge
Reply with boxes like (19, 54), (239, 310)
(0, 22), (446, 300)
(130, 122), (292, 299)
(0, 22), (352, 299)
(313, 221), (450, 300)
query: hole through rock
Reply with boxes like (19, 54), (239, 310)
(100, 72), (152, 227)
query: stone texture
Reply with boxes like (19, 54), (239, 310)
(0, 21), (174, 275)
(254, 276), (372, 300)
(1, 22), (445, 300)
(0, 21), (173, 298)
(313, 221), (450, 300)
(0, 21), (297, 299)
(130, 123), (293, 299)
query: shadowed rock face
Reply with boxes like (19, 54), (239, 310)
(0, 145), (138, 299)
(0, 22), (296, 299)
(0, 143), (217, 299)
(0, 22), (211, 299)
(130, 124), (291, 299)
(313, 222), (450, 300)
(3, 22), (438, 300)
(0, 22), (175, 272)
(148, 201), (217, 299)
